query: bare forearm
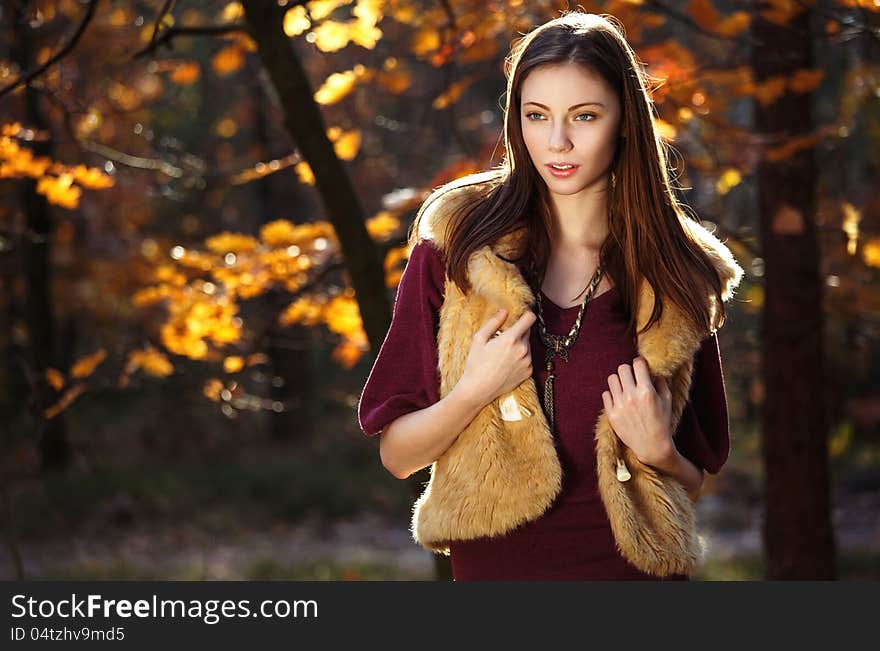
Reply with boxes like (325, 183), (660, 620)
(639, 442), (704, 502)
(379, 385), (486, 480)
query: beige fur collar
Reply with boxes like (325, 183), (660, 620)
(410, 178), (744, 577)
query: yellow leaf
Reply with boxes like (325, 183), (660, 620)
(753, 76), (786, 106)
(332, 340), (365, 369)
(212, 45), (244, 75)
(203, 378), (224, 401)
(205, 232), (259, 254)
(215, 117), (237, 138)
(308, 0), (353, 21)
(828, 420), (853, 459)
(349, 20), (382, 50)
(433, 74), (479, 110)
(687, 0), (720, 32)
(353, 0), (383, 26)
(842, 202), (860, 256)
(411, 27), (440, 56)
(36, 173), (80, 209)
(71, 349), (108, 379)
(366, 211), (401, 239)
(280, 297), (324, 327)
(716, 168), (742, 195)
(261, 219), (299, 248)
(223, 356), (245, 373)
(220, 2), (244, 22)
(861, 238), (880, 268)
(69, 164), (114, 189)
(375, 68), (411, 94)
(743, 284), (764, 313)
(283, 6), (311, 37)
(127, 347), (174, 377)
(717, 11), (751, 37)
(458, 38), (498, 64)
(333, 129), (361, 160)
(314, 68), (361, 105)
(294, 161), (315, 185)
(46, 368), (65, 391)
(171, 62), (201, 85)
(44, 383), (86, 420)
(313, 20), (351, 52)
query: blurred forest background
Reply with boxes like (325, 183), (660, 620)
(0, 0), (877, 581)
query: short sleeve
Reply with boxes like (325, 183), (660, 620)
(673, 330), (731, 474)
(357, 239), (446, 437)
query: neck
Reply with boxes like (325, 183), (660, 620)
(547, 176), (611, 253)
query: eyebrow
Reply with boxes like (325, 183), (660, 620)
(522, 101), (605, 110)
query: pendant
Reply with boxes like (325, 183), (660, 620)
(616, 457), (631, 482)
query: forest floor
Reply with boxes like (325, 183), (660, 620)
(3, 480), (878, 581)
(2, 424), (878, 581)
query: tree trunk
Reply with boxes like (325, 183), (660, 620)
(240, 2), (391, 352)
(752, 5), (835, 578)
(8, 3), (70, 472)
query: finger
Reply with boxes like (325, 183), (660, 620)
(504, 309), (536, 340)
(602, 390), (613, 411)
(617, 362), (636, 393)
(607, 373), (622, 400)
(658, 375), (672, 401)
(632, 356), (652, 389)
(477, 308), (508, 342)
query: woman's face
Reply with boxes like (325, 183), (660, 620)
(519, 62), (622, 197)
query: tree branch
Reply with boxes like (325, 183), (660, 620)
(0, 0), (99, 99)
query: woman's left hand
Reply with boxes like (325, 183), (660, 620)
(602, 356), (674, 466)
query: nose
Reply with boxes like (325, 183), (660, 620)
(549, 124), (572, 153)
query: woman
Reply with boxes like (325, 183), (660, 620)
(358, 11), (743, 580)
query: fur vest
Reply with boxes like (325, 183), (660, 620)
(409, 178), (744, 577)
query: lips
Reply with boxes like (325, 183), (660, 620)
(546, 163), (580, 177)
(547, 163), (578, 169)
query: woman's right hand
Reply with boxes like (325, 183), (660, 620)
(455, 308), (536, 409)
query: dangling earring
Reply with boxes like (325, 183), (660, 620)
(610, 170), (617, 191)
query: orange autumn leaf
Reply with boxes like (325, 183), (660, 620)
(788, 68), (825, 94)
(375, 67), (411, 94)
(44, 383), (86, 420)
(36, 173), (81, 209)
(862, 238), (880, 268)
(171, 62), (200, 85)
(753, 76), (787, 106)
(411, 27), (440, 56)
(433, 74), (480, 109)
(223, 355), (245, 373)
(203, 378), (224, 401)
(294, 161), (315, 185)
(205, 232), (259, 254)
(69, 164), (114, 189)
(333, 340), (364, 369)
(333, 129), (361, 160)
(126, 346), (174, 377)
(212, 45), (244, 75)
(71, 348), (108, 379)
(366, 211), (401, 239)
(45, 368), (65, 392)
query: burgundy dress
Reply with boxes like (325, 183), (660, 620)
(358, 239), (730, 581)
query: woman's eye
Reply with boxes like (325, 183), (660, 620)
(524, 112), (596, 121)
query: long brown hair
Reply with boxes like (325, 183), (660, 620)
(408, 11), (727, 337)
